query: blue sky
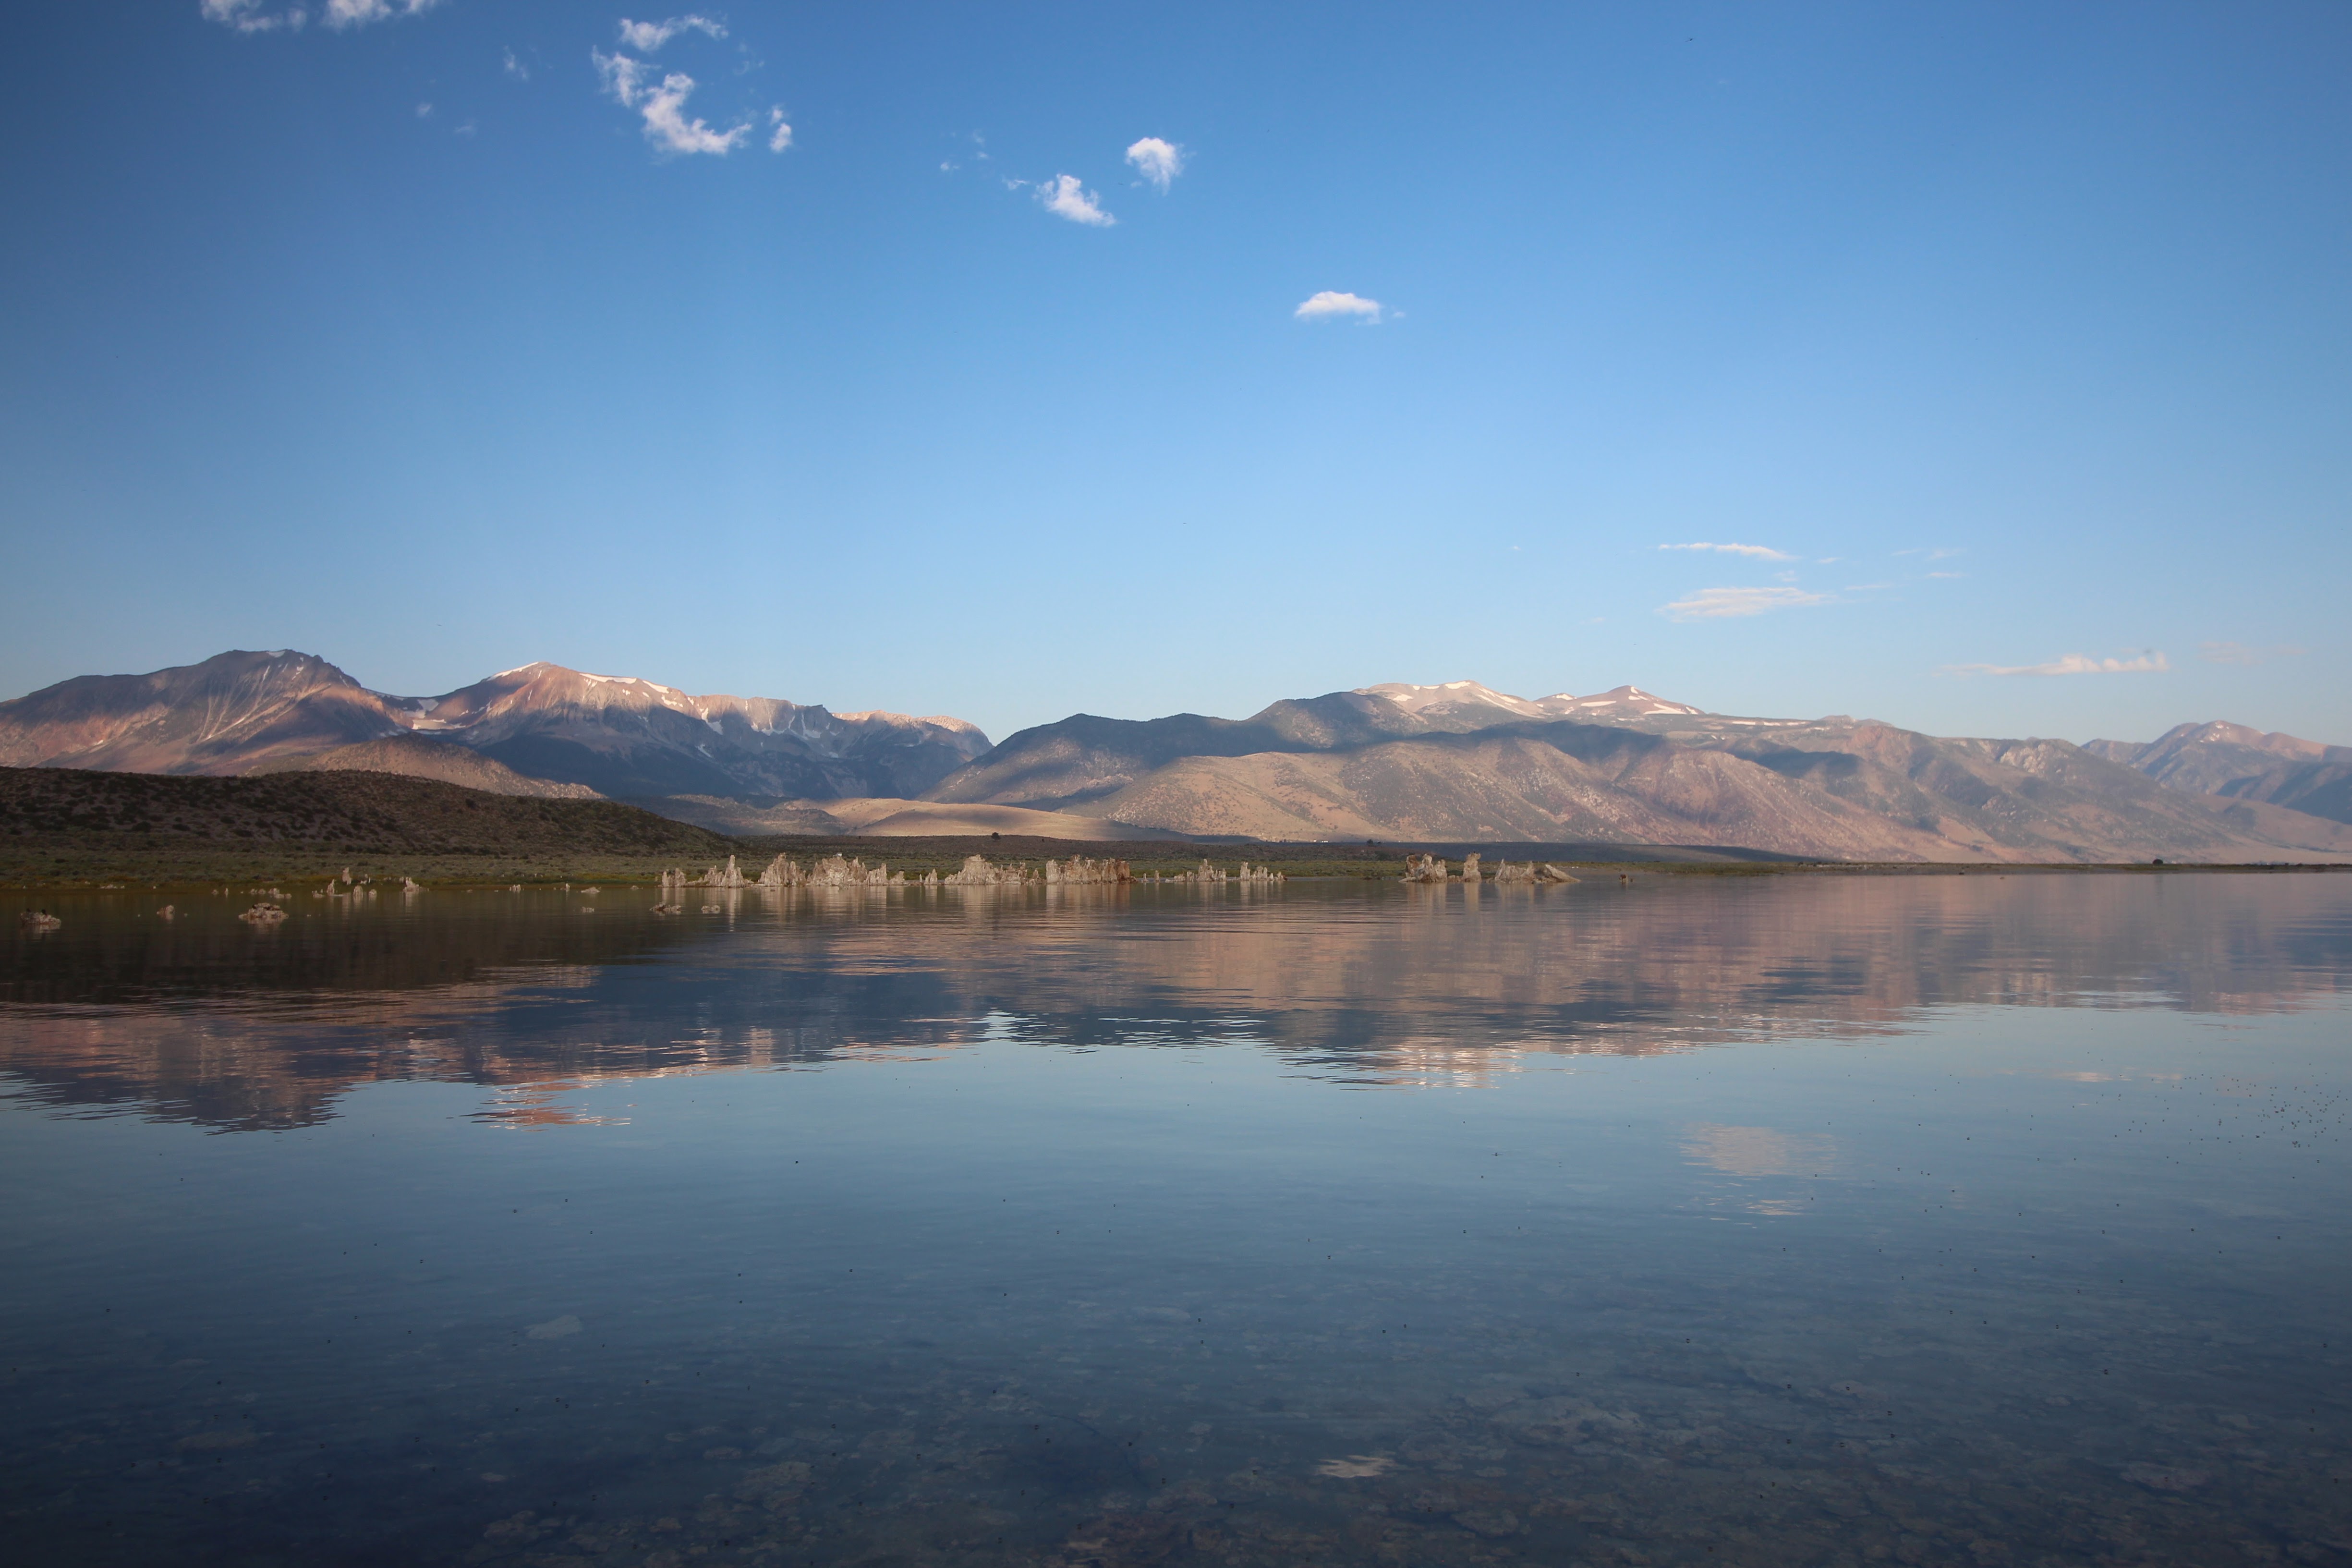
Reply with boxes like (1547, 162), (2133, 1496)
(2, 1), (2346, 746)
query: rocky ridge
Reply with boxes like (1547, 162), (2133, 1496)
(0, 651), (989, 802)
(2087, 719), (2352, 826)
(913, 682), (2352, 863)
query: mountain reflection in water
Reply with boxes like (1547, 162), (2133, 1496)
(2, 875), (2347, 1130)
(2, 875), (2349, 1568)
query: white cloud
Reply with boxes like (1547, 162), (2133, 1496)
(322, 0), (442, 27)
(618, 14), (726, 52)
(596, 49), (648, 104)
(767, 108), (792, 153)
(638, 73), (749, 154)
(1942, 651), (2171, 677)
(1660, 586), (1831, 621)
(1126, 136), (1184, 190)
(1659, 541), (1794, 561)
(201, 0), (307, 30)
(415, 100), (432, 117)
(1038, 174), (1114, 226)
(595, 50), (749, 155)
(203, 0), (438, 32)
(2199, 641), (2304, 667)
(503, 47), (529, 80)
(1295, 291), (1383, 322)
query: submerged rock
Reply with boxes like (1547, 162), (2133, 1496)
(238, 902), (286, 924)
(19, 909), (61, 931)
(1537, 863), (1580, 883)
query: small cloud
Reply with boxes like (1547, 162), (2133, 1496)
(1659, 542), (1794, 561)
(1842, 582), (1893, 592)
(1942, 651), (2170, 678)
(596, 49), (646, 104)
(454, 119), (476, 137)
(1295, 290), (1382, 323)
(1926, 570), (1964, 579)
(2199, 641), (2304, 667)
(767, 107), (791, 152)
(415, 101), (432, 118)
(502, 47), (529, 80)
(200, 0), (306, 30)
(1037, 173), (1114, 226)
(1661, 586), (1831, 621)
(617, 14), (725, 52)
(1895, 546), (1963, 560)
(595, 50), (750, 156)
(1126, 136), (1184, 190)
(322, 0), (442, 27)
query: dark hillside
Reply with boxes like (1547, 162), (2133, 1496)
(0, 766), (730, 863)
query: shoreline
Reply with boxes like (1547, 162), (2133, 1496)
(4, 839), (2345, 893)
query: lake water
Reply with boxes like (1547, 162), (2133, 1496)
(3, 873), (2349, 1568)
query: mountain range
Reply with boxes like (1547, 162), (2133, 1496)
(911, 680), (2352, 862)
(0, 650), (988, 801)
(2, 654), (2346, 863)
(2084, 721), (2352, 826)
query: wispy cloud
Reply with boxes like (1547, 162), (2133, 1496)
(1659, 541), (1794, 561)
(1943, 651), (2170, 678)
(2200, 641), (2304, 667)
(1661, 586), (1831, 621)
(1295, 291), (1383, 323)
(202, 0), (305, 32)
(617, 14), (726, 52)
(767, 108), (792, 153)
(1037, 174), (1114, 226)
(596, 50), (647, 105)
(595, 49), (749, 155)
(503, 47), (529, 79)
(323, 0), (442, 26)
(203, 0), (440, 32)
(1126, 137), (1184, 190)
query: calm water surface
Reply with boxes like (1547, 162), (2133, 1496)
(3, 874), (2349, 1568)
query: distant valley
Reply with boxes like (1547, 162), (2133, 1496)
(2, 654), (2347, 864)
